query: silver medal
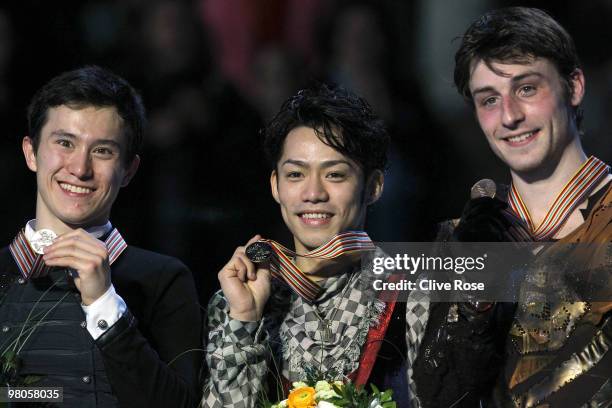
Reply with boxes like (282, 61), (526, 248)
(470, 178), (497, 199)
(30, 229), (57, 254)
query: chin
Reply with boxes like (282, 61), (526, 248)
(295, 232), (334, 251)
(495, 147), (544, 174)
(505, 156), (548, 175)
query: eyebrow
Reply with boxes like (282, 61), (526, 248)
(281, 159), (354, 168)
(472, 71), (544, 96)
(49, 130), (121, 148)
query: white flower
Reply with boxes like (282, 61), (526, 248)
(291, 381), (308, 389)
(314, 381), (332, 392)
(271, 400), (288, 408)
(317, 401), (339, 408)
(369, 398), (383, 408)
(315, 388), (340, 400)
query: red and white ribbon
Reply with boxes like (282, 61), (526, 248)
(260, 231), (375, 302)
(505, 156), (610, 241)
(9, 228), (128, 280)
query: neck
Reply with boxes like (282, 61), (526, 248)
(294, 238), (358, 281)
(35, 200), (107, 235)
(510, 139), (587, 225)
(296, 256), (353, 282)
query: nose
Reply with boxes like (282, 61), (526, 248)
(501, 95), (525, 129)
(67, 149), (93, 180)
(301, 175), (329, 203)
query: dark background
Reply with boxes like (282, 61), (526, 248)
(0, 0), (610, 304)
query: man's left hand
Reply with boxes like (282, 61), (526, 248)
(43, 229), (111, 305)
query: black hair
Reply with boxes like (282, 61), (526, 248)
(27, 65), (146, 164)
(263, 83), (389, 178)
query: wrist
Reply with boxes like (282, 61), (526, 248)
(80, 285), (111, 306)
(229, 310), (261, 322)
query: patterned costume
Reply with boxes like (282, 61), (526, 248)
(500, 181), (611, 407)
(201, 252), (410, 407)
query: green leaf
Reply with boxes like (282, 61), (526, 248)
(23, 375), (43, 385)
(381, 389), (393, 401)
(370, 383), (380, 395)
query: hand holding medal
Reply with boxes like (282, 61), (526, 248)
(42, 229), (112, 305)
(221, 231), (374, 321)
(218, 235), (272, 322)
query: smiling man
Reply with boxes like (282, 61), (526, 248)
(417, 7), (611, 407)
(202, 85), (412, 407)
(0, 66), (201, 407)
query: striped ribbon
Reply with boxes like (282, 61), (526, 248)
(260, 231), (376, 302)
(505, 156), (610, 241)
(9, 228), (128, 280)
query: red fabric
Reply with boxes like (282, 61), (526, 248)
(352, 297), (397, 387)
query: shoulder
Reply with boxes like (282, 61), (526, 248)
(112, 246), (191, 280)
(0, 246), (22, 277)
(116, 246), (188, 270)
(111, 246), (196, 301)
(0, 246), (12, 262)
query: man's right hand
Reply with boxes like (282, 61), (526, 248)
(218, 235), (272, 322)
(453, 197), (512, 242)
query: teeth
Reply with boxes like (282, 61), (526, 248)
(301, 213), (331, 219)
(60, 183), (92, 194)
(507, 131), (534, 143)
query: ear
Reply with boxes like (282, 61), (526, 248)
(121, 155), (140, 187)
(22, 136), (38, 172)
(270, 169), (280, 204)
(365, 170), (384, 205)
(569, 68), (585, 107)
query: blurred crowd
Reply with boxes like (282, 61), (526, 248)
(0, 0), (610, 301)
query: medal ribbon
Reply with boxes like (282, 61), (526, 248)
(260, 231), (375, 302)
(505, 156), (610, 241)
(9, 228), (128, 280)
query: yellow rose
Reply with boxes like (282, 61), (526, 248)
(288, 386), (316, 408)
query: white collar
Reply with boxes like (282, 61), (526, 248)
(24, 219), (113, 244)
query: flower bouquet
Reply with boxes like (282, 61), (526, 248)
(269, 380), (396, 408)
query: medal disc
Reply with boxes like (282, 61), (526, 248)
(471, 178), (497, 199)
(246, 241), (272, 263)
(31, 229), (57, 255)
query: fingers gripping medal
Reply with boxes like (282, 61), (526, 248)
(31, 229), (77, 278)
(30, 229), (57, 255)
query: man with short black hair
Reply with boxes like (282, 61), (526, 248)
(202, 84), (411, 407)
(0, 66), (202, 407)
(415, 7), (611, 407)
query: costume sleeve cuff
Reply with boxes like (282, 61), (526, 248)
(81, 285), (127, 340)
(222, 316), (264, 346)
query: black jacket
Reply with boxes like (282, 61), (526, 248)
(0, 245), (202, 408)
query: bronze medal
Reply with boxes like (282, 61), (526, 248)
(246, 241), (273, 263)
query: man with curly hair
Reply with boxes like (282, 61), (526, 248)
(202, 84), (411, 407)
